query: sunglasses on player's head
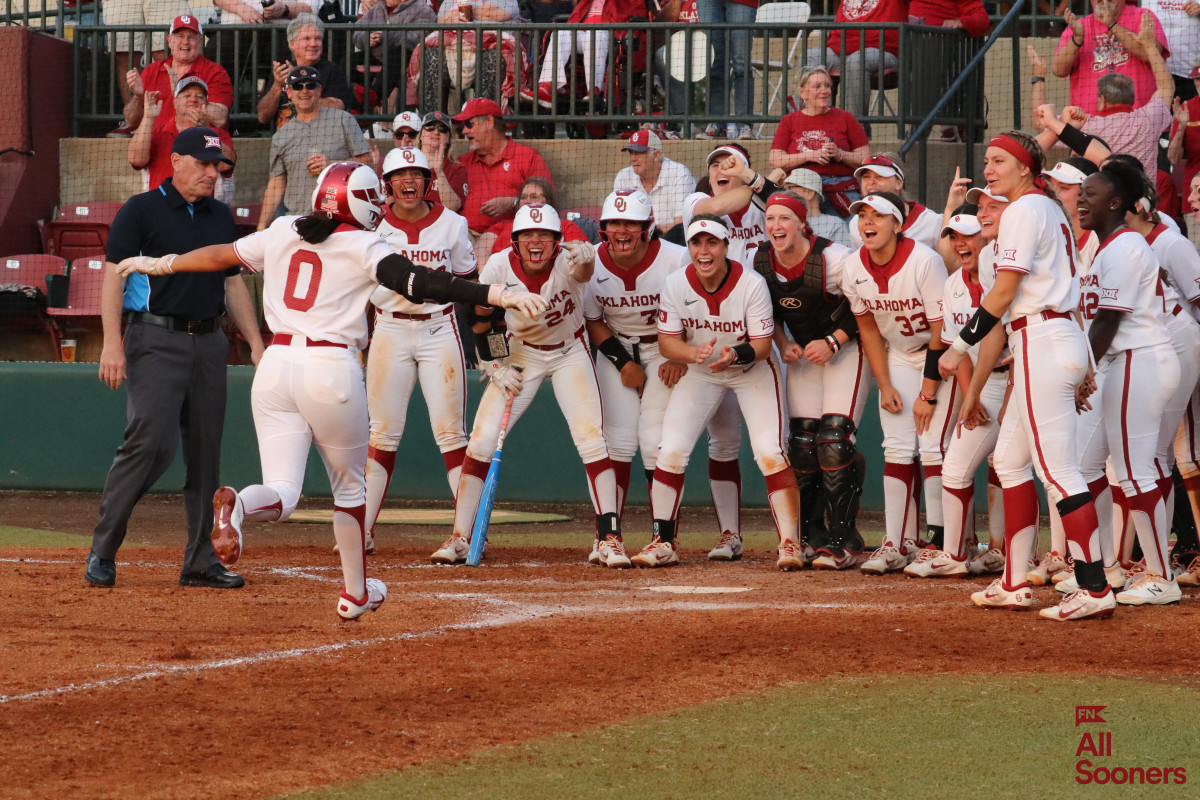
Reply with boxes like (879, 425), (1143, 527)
(290, 80), (320, 91)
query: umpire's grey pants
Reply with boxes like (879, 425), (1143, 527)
(90, 322), (230, 576)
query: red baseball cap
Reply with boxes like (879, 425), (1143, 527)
(622, 130), (663, 153)
(452, 97), (505, 122)
(170, 14), (202, 34)
(854, 154), (905, 182)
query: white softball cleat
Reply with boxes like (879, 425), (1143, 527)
(631, 536), (679, 568)
(860, 544), (908, 575)
(812, 547), (864, 571)
(210, 486), (243, 566)
(430, 535), (469, 565)
(777, 539), (805, 571)
(598, 534), (633, 568)
(1026, 550), (1069, 586)
(971, 578), (1033, 610)
(1176, 555), (1200, 586)
(337, 578), (388, 621)
(967, 547), (1005, 575)
(588, 538), (603, 565)
(707, 530), (744, 561)
(903, 549), (968, 578)
(1039, 587), (1116, 621)
(1115, 572), (1182, 606)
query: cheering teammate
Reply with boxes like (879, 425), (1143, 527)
(360, 147), (477, 554)
(633, 215), (802, 570)
(841, 192), (956, 574)
(684, 145), (769, 266)
(850, 154), (942, 250)
(940, 132), (1116, 622)
(115, 162), (547, 619)
(435, 204), (626, 566)
(757, 191), (871, 570)
(584, 189), (746, 562)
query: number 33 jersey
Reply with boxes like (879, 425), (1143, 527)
(841, 236), (947, 360)
(480, 246), (585, 346)
(233, 216), (395, 350)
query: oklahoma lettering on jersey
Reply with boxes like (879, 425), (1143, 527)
(233, 216), (394, 350)
(682, 192), (766, 266)
(849, 202), (941, 250)
(842, 237), (947, 358)
(1091, 228), (1171, 353)
(480, 246), (585, 346)
(584, 238), (689, 339)
(994, 192), (1080, 318)
(372, 204), (476, 315)
(940, 266), (1000, 363)
(658, 260), (774, 359)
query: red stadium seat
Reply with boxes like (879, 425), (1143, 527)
(47, 256), (107, 357)
(231, 203), (262, 238)
(0, 254), (67, 356)
(40, 201), (123, 263)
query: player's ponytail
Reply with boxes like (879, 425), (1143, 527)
(293, 215), (341, 244)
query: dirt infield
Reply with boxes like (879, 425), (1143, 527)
(2, 492), (1198, 799)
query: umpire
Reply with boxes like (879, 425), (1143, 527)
(85, 127), (265, 589)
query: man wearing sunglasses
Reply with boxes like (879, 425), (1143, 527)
(452, 97), (554, 238)
(257, 66), (372, 231)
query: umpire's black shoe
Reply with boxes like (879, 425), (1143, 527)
(179, 563), (245, 589)
(85, 553), (116, 587)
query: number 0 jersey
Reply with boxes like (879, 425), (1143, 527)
(842, 236), (947, 360)
(233, 216), (394, 349)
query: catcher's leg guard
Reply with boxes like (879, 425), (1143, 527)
(818, 414), (864, 553)
(789, 417), (827, 550)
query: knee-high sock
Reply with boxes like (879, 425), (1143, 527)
(882, 462), (917, 548)
(1060, 498), (1102, 566)
(708, 457), (741, 536)
(364, 446), (397, 535)
(333, 503), (367, 598)
(584, 458), (618, 516)
(612, 459), (632, 521)
(451, 456), (490, 539)
(923, 463), (943, 528)
(986, 465), (1003, 548)
(1182, 473), (1200, 552)
(442, 445), (467, 500)
(650, 468), (687, 542)
(1002, 480), (1039, 589)
(909, 463), (922, 543)
(765, 469), (801, 544)
(1110, 483), (1135, 565)
(1128, 489), (1170, 578)
(238, 484), (284, 525)
(1157, 475), (1175, 535)
(1087, 477), (1115, 568)
(942, 485), (974, 560)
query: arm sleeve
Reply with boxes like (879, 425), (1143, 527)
(961, 0), (991, 37)
(681, 192), (704, 231)
(746, 278), (775, 340)
(205, 63), (235, 108)
(375, 252), (492, 306)
(231, 227), (270, 274)
(918, 249), (948, 322)
(841, 263), (868, 316)
(450, 216), (478, 276)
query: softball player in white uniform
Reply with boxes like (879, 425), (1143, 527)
(631, 215), (802, 570)
(362, 148), (476, 553)
(584, 190), (746, 561)
(682, 145), (769, 267)
(433, 204), (627, 567)
(115, 162), (547, 619)
(940, 132), (1116, 622)
(850, 153), (943, 251)
(841, 192), (957, 574)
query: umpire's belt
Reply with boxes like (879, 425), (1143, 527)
(125, 311), (222, 335)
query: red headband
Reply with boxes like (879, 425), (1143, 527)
(766, 193), (808, 225)
(988, 135), (1035, 171)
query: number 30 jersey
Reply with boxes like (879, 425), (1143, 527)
(841, 236), (947, 361)
(233, 216), (394, 350)
(480, 246), (585, 346)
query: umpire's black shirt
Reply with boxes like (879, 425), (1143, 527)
(107, 178), (240, 318)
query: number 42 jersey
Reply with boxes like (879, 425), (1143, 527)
(233, 216), (397, 350)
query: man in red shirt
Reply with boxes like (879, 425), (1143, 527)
(123, 15), (235, 133)
(453, 97), (554, 236)
(127, 76), (237, 193)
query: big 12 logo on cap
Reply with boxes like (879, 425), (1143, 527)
(204, 135), (221, 149)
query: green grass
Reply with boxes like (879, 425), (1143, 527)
(285, 675), (1200, 800)
(0, 526), (94, 548)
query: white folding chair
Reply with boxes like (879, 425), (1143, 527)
(751, 2), (811, 135)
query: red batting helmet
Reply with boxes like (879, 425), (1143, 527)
(311, 161), (386, 231)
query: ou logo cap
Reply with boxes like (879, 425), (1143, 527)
(614, 197), (626, 212)
(530, 207), (542, 223)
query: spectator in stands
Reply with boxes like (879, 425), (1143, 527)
(520, 0), (645, 108)
(453, 97), (554, 236)
(256, 14), (356, 127)
(809, 0), (907, 120)
(653, 0), (700, 136)
(410, 0), (525, 115)
(696, 0), (757, 140)
(780, 167), (851, 246)
(613, 130), (696, 241)
(768, 66), (870, 218)
(123, 15), (233, 134)
(1053, 0), (1169, 114)
(257, 66), (372, 230)
(1139, 0), (1200, 101)
(1169, 64), (1200, 192)
(128, 77), (238, 202)
(1036, 44), (1173, 177)
(474, 176), (589, 265)
(203, 1), (313, 113)
(105, 0), (186, 134)
(909, 0), (990, 142)
(419, 110), (469, 211)
(353, 0), (436, 112)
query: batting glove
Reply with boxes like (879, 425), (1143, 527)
(563, 240), (595, 269)
(116, 254), (177, 277)
(481, 360), (524, 395)
(496, 288), (549, 319)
